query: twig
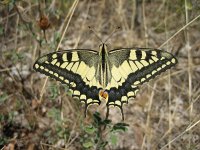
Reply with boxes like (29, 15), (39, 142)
(160, 119), (200, 150)
(159, 13), (200, 49)
(39, 0), (79, 103)
(14, 2), (36, 40)
(184, 0), (193, 147)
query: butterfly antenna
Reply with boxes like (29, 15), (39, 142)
(104, 26), (121, 43)
(88, 26), (103, 43)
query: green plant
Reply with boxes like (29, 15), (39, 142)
(0, 136), (7, 147)
(81, 112), (129, 150)
(48, 83), (60, 100)
(47, 107), (70, 142)
(0, 92), (8, 104)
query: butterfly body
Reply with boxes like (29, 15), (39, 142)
(34, 44), (177, 120)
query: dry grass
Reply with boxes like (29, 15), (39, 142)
(0, 0), (200, 149)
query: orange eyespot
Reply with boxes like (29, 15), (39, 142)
(99, 90), (109, 101)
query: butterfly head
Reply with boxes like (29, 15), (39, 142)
(99, 43), (108, 55)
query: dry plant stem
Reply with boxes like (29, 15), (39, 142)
(37, 0), (47, 30)
(96, 0), (104, 31)
(52, 0), (78, 127)
(186, 95), (200, 111)
(40, 143), (44, 150)
(62, 93), (74, 118)
(160, 119), (200, 150)
(14, 3), (36, 42)
(0, 64), (18, 87)
(0, 67), (12, 72)
(184, 0), (193, 148)
(40, 142), (66, 150)
(164, 1), (172, 149)
(0, 146), (5, 150)
(157, 77), (200, 146)
(74, 0), (91, 48)
(38, 0), (79, 103)
(39, 0), (79, 124)
(55, 0), (80, 52)
(38, 0), (47, 16)
(130, 1), (136, 31)
(31, 43), (38, 91)
(142, 0), (148, 47)
(66, 119), (78, 147)
(117, 0), (128, 31)
(14, 13), (19, 51)
(43, 30), (47, 43)
(95, 125), (105, 150)
(4, 6), (9, 35)
(141, 0), (151, 149)
(37, 0), (42, 16)
(156, 64), (200, 83)
(141, 83), (157, 150)
(158, 13), (200, 49)
(65, 133), (79, 149)
(156, 89), (179, 148)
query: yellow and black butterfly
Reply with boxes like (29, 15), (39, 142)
(33, 43), (177, 120)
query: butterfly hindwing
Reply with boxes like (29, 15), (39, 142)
(106, 48), (177, 115)
(33, 50), (102, 114)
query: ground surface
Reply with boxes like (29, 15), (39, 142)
(0, 0), (200, 150)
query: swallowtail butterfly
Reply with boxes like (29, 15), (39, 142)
(33, 44), (177, 120)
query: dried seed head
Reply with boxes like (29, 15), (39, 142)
(38, 15), (50, 31)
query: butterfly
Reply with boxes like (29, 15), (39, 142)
(33, 43), (177, 120)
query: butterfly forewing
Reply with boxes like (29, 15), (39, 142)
(33, 50), (102, 111)
(106, 48), (177, 109)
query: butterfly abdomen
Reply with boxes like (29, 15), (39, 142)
(101, 44), (106, 73)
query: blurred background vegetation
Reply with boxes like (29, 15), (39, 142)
(0, 0), (200, 149)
